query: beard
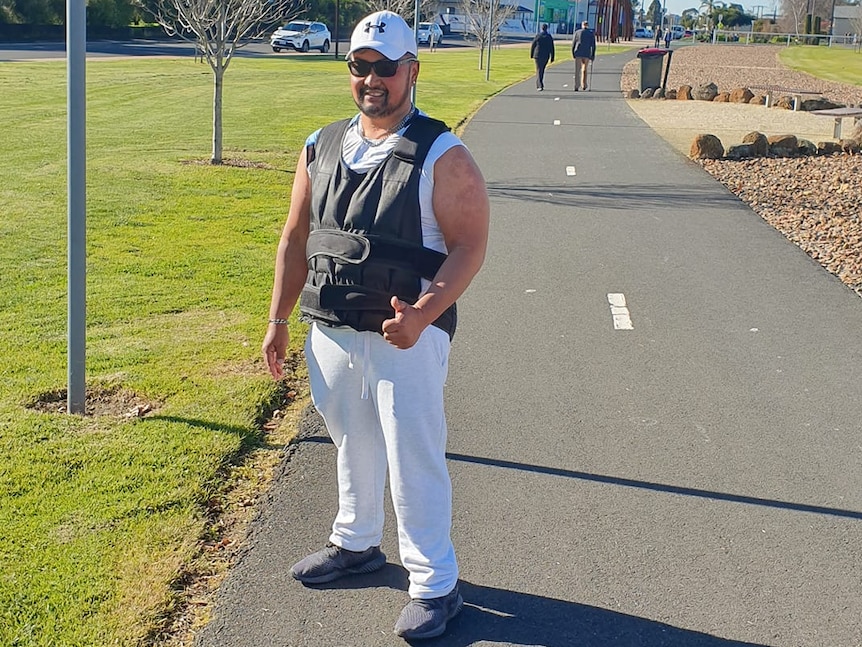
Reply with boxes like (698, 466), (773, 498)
(355, 84), (409, 118)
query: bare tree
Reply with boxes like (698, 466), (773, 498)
(362, 0), (438, 22)
(780, 0), (808, 35)
(457, 0), (514, 69)
(141, 0), (303, 164)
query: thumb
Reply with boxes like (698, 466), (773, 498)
(391, 296), (407, 313)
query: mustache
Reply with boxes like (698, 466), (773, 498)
(359, 86), (388, 101)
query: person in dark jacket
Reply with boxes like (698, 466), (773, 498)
(571, 21), (596, 91)
(530, 24), (555, 91)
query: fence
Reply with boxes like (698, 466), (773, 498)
(709, 29), (859, 47)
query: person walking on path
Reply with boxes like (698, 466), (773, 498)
(530, 23), (555, 91)
(664, 28), (672, 48)
(654, 25), (663, 47)
(261, 9), (490, 642)
(571, 21), (596, 91)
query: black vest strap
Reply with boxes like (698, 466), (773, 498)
(306, 229), (448, 281)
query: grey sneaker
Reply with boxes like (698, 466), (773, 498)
(290, 542), (386, 584)
(393, 585), (463, 640)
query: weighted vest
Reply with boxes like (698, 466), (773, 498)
(298, 114), (457, 339)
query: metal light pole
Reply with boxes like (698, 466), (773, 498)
(67, 0), (87, 414)
(412, 0), (420, 104)
(486, 0), (496, 81)
(334, 0), (340, 58)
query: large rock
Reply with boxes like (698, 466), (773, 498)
(640, 87), (656, 98)
(840, 138), (861, 154)
(742, 131), (769, 156)
(627, 89), (640, 98)
(653, 87), (666, 99)
(775, 96), (794, 110)
(665, 88), (678, 99)
(677, 85), (693, 100)
(768, 134), (798, 156)
(797, 139), (818, 156)
(713, 92), (730, 103)
(801, 97), (842, 111)
(726, 143), (756, 159)
(690, 134), (724, 159)
(750, 94), (767, 105)
(693, 82), (718, 101)
(729, 87), (754, 103)
(817, 141), (843, 155)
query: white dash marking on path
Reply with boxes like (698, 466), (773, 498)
(553, 119), (561, 126)
(607, 293), (634, 330)
(566, 166), (576, 176)
(554, 97), (560, 101)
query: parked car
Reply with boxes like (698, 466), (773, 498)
(416, 22), (444, 46)
(634, 27), (654, 38)
(270, 21), (331, 53)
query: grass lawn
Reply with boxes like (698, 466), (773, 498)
(0, 42), (629, 646)
(779, 45), (862, 86)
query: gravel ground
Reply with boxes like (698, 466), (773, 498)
(621, 45), (862, 297)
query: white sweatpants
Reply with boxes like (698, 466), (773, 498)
(305, 322), (458, 599)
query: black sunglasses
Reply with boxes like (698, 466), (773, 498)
(347, 57), (417, 78)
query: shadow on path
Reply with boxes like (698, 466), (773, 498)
(485, 181), (740, 210)
(424, 580), (769, 647)
(298, 430), (862, 522)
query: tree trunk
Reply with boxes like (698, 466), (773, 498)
(212, 64), (224, 164)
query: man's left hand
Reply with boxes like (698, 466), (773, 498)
(382, 296), (426, 349)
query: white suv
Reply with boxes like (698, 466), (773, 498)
(270, 21), (331, 53)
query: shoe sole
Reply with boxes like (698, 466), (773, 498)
(292, 552), (386, 585)
(395, 593), (463, 640)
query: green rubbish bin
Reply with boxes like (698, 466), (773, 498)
(637, 47), (670, 93)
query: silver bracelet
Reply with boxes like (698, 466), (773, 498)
(268, 318), (288, 325)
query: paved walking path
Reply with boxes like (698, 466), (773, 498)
(196, 51), (862, 647)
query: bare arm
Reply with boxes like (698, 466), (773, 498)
(382, 144), (490, 349)
(262, 147), (312, 379)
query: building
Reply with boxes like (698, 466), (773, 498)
(832, 4), (862, 37)
(429, 0), (599, 35)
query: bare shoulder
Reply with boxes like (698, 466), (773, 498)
(433, 143), (486, 189)
(431, 143), (489, 240)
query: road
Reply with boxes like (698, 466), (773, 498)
(0, 35), (482, 62)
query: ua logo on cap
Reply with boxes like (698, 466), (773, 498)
(364, 21), (386, 33)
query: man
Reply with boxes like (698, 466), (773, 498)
(261, 10), (489, 641)
(571, 20), (596, 91)
(530, 23), (555, 91)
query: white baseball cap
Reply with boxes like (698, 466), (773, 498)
(347, 11), (417, 60)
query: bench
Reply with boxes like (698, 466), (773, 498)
(748, 85), (822, 112)
(810, 107), (862, 139)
